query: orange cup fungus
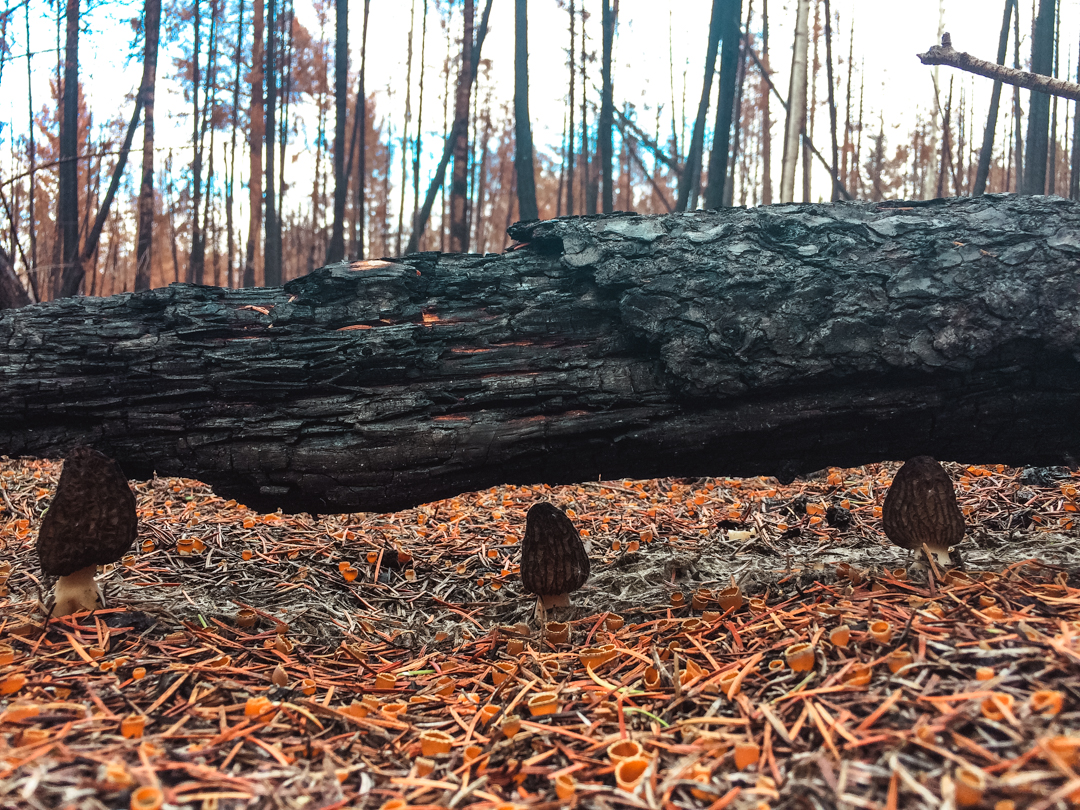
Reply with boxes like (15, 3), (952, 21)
(527, 691), (559, 716)
(544, 621), (570, 645)
(1030, 689), (1064, 717)
(607, 739), (644, 764)
(734, 741), (760, 770)
(887, 649), (914, 674)
(784, 642), (815, 672)
(615, 756), (649, 791)
(500, 714), (522, 738)
(130, 786), (164, 810)
(554, 773), (576, 800)
(954, 765), (987, 808)
(844, 664), (873, 687)
(119, 714), (146, 739)
(419, 729), (453, 757)
(829, 625), (851, 647)
(981, 693), (1015, 722)
(869, 621), (893, 644)
(717, 586), (744, 612)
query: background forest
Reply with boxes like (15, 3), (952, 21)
(0, 0), (1077, 305)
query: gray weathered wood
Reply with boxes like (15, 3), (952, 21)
(2, 194), (1079, 514)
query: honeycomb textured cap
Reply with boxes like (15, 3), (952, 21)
(520, 502), (590, 597)
(36, 446), (138, 577)
(882, 455), (965, 552)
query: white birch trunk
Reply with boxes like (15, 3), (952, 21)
(779, 0), (809, 202)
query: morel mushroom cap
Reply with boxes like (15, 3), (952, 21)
(882, 455), (965, 566)
(520, 502), (590, 609)
(36, 446), (138, 616)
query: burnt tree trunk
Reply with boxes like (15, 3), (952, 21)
(2, 195), (1079, 514)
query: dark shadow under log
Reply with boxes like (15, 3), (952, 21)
(2, 194), (1079, 514)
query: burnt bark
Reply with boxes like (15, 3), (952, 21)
(2, 195), (1079, 515)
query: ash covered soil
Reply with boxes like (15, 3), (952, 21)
(1, 457), (1077, 651)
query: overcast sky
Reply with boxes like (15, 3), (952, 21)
(3, 0), (1078, 220)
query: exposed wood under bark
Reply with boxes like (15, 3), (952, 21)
(2, 195), (1079, 514)
(918, 35), (1080, 102)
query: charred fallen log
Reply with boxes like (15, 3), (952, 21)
(2, 194), (1079, 514)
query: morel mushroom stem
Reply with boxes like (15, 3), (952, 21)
(921, 542), (952, 567)
(53, 565), (102, 616)
(540, 592), (572, 610)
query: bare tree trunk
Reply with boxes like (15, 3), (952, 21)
(704, 0), (742, 209)
(760, 0), (772, 205)
(134, 0), (162, 292)
(325, 0), (349, 262)
(854, 62), (864, 196)
(1012, 4), (1024, 192)
(395, 0), (415, 256)
(922, 0), (944, 199)
(840, 16), (852, 193)
(599, 0), (615, 213)
(1071, 28), (1080, 199)
(441, 26), (450, 253)
(24, 2), (38, 299)
(188, 0), (205, 285)
(467, 84), (479, 242)
(474, 107), (491, 250)
(200, 3), (219, 285)
(779, 0), (808, 203)
(565, 0), (576, 216)
(0, 246), (31, 310)
(406, 0), (492, 255)
(514, 0), (539, 221)
(80, 89), (145, 271)
(448, 0), (474, 252)
(412, 0), (427, 232)
(277, 0), (294, 277)
(244, 0), (264, 287)
(937, 79), (953, 198)
(311, 67), (326, 273)
(581, 3), (594, 215)
(1022, 0), (1055, 194)
(677, 0), (722, 212)
(802, 0), (818, 203)
(264, 0), (280, 285)
(225, 0), (243, 287)
(346, 0), (370, 259)
(974, 0), (1014, 196)
(823, 0), (840, 201)
(1048, 2), (1059, 196)
(55, 0), (82, 299)
(166, 151), (180, 283)
(723, 1), (751, 209)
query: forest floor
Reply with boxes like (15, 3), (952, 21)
(1, 456), (1080, 810)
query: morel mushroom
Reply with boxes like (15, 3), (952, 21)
(36, 447), (138, 616)
(520, 503), (590, 610)
(882, 455), (965, 566)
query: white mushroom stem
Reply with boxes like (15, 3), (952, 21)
(53, 565), (102, 616)
(921, 542), (952, 567)
(540, 593), (571, 610)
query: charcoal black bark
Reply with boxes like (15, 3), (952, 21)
(2, 194), (1080, 514)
